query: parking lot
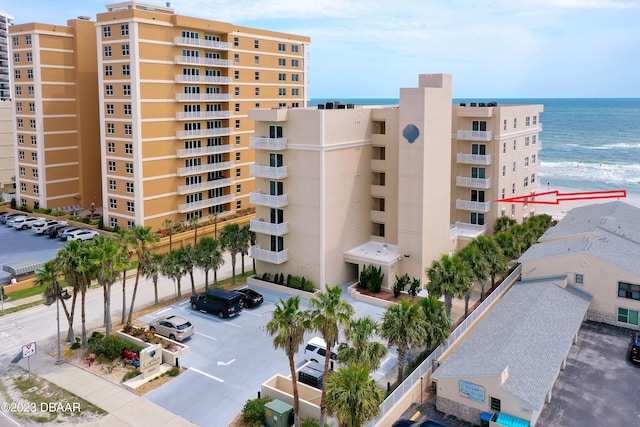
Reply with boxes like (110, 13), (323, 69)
(138, 284), (397, 427)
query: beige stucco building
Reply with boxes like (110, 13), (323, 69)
(0, 11), (16, 195)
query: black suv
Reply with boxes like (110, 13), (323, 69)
(190, 288), (243, 318)
(629, 332), (640, 365)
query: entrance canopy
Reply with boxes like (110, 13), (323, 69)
(344, 241), (400, 267)
(2, 259), (44, 276)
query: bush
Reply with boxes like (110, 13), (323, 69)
(360, 265), (384, 293)
(88, 334), (143, 361)
(70, 337), (81, 350)
(166, 367), (180, 377)
(122, 369), (141, 382)
(300, 418), (321, 427)
(408, 277), (421, 297)
(393, 273), (410, 298)
(242, 396), (273, 427)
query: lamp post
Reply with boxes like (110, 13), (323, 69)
(420, 376), (424, 402)
(44, 288), (70, 365)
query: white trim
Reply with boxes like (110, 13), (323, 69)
(39, 82), (76, 86)
(44, 146), (78, 151)
(46, 177), (79, 184)
(140, 117), (175, 122)
(46, 193), (80, 201)
(33, 33), (45, 206)
(141, 173), (178, 181)
(141, 155), (176, 162)
(139, 99), (177, 103)
(41, 98), (77, 102)
(138, 39), (173, 46)
(131, 21), (144, 225)
(42, 130), (78, 135)
(40, 65), (75, 70)
(143, 192), (178, 201)
(46, 162), (80, 168)
(144, 210), (179, 220)
(41, 114), (76, 119)
(39, 48), (75, 53)
(319, 111), (326, 291)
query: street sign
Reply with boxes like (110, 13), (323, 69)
(22, 342), (36, 358)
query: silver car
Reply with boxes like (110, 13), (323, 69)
(148, 315), (194, 342)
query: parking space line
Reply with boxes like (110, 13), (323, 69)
(189, 367), (224, 383)
(156, 307), (172, 315)
(240, 310), (262, 318)
(195, 332), (217, 341)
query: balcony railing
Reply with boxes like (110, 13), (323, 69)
(174, 75), (231, 84)
(454, 221), (488, 233)
(455, 199), (492, 212)
(177, 144), (233, 158)
(175, 93), (232, 102)
(456, 176), (492, 189)
(174, 37), (232, 50)
(177, 178), (233, 194)
(250, 246), (289, 264)
(250, 219), (289, 236)
(174, 56), (232, 67)
(457, 130), (492, 141)
(249, 137), (287, 151)
(250, 192), (288, 208)
(176, 110), (232, 120)
(178, 194), (234, 213)
(250, 165), (288, 179)
(456, 153), (492, 165)
(177, 161), (233, 176)
(176, 128), (232, 139)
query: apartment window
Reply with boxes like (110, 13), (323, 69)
(234, 87), (240, 96)
(470, 212), (485, 226)
(236, 168), (241, 177)
(106, 104), (114, 115)
(532, 154), (536, 164)
(123, 85), (131, 95)
(278, 43), (286, 51)
(107, 142), (115, 153)
(470, 167), (485, 179)
(236, 184), (241, 193)
(254, 71), (260, 81)
(235, 152), (241, 161)
(234, 70), (240, 80)
(525, 136), (530, 147)
(512, 183), (516, 194)
(255, 103), (261, 108)
(470, 189), (485, 203)
(501, 188), (505, 199)
(18, 135), (24, 144)
(126, 182), (134, 193)
(20, 183), (26, 192)
(236, 200), (242, 210)
(122, 45), (130, 56)
(511, 204), (516, 216)
(33, 185), (39, 194)
(292, 59), (299, 67)
(525, 157), (529, 167)
(472, 120), (487, 131)
(108, 161), (116, 172)
(576, 274), (584, 284)
(124, 143), (133, 154)
(125, 163), (133, 174)
(32, 152), (37, 161)
(105, 65), (112, 76)
(279, 88), (286, 96)
(619, 282), (640, 301)
(28, 86), (34, 95)
(17, 119), (23, 128)
(13, 36), (19, 46)
(104, 46), (112, 57)
(278, 73), (286, 81)
(19, 167), (26, 176)
(513, 118), (517, 129)
(278, 102), (286, 108)
(254, 55), (260, 64)
(30, 119), (36, 129)
(512, 161), (516, 173)
(235, 136), (241, 145)
(121, 24), (129, 36)
(235, 103), (240, 112)
(235, 119), (241, 129)
(127, 201), (135, 212)
(526, 116), (530, 127)
(109, 180), (116, 190)
(234, 53), (239, 63)
(16, 86), (22, 96)
(618, 308), (639, 326)
(532, 135), (537, 145)
(30, 136), (37, 145)
(292, 88), (299, 96)
(110, 217), (118, 228)
(124, 104), (132, 115)
(513, 140), (517, 150)
(27, 69), (33, 79)
(233, 37), (239, 46)
(122, 64), (130, 75)
(107, 123), (115, 134)
(106, 85), (113, 96)
(127, 221), (135, 230)
(254, 39), (259, 48)
(109, 198), (117, 209)
(26, 53), (32, 62)
(124, 124), (132, 135)
(103, 26), (111, 37)
(278, 58), (286, 66)
(531, 173), (536, 183)
(255, 87), (260, 96)
(524, 176), (529, 187)
(292, 45), (299, 53)
(15, 70), (20, 79)
(533, 116), (538, 125)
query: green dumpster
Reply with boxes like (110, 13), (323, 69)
(264, 399), (294, 427)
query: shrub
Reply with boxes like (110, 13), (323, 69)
(70, 337), (81, 350)
(393, 273), (410, 298)
(302, 281), (315, 292)
(88, 334), (142, 361)
(167, 367), (180, 377)
(360, 265), (384, 293)
(122, 323), (133, 333)
(300, 418), (321, 427)
(408, 277), (421, 297)
(122, 369), (141, 382)
(10, 198), (16, 209)
(242, 396), (273, 427)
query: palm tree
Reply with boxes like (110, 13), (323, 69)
(494, 231), (520, 260)
(142, 253), (164, 305)
(239, 224), (251, 275)
(337, 316), (387, 371)
(219, 223), (245, 286)
(307, 285), (355, 427)
(163, 218), (174, 252)
(161, 248), (186, 299)
(249, 227), (257, 274)
(195, 237), (224, 289)
(418, 296), (450, 351)
(426, 254), (472, 318)
(35, 260), (75, 343)
(472, 235), (507, 296)
(113, 229), (134, 325)
(126, 225), (159, 324)
(457, 244), (489, 316)
(181, 244), (199, 295)
(380, 299), (426, 385)
(325, 363), (385, 427)
(56, 240), (91, 346)
(494, 215), (516, 233)
(265, 297), (309, 427)
(189, 215), (200, 245)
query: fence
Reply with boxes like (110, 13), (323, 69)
(367, 264), (523, 427)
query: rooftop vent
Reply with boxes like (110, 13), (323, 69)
(77, 16), (91, 20)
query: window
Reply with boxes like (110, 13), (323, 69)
(110, 198), (117, 209)
(532, 154), (536, 164)
(26, 53), (32, 62)
(512, 183), (516, 194)
(110, 217), (118, 228)
(512, 161), (516, 173)
(33, 185), (39, 194)
(18, 135), (24, 144)
(233, 37), (239, 46)
(278, 43), (286, 51)
(29, 119), (35, 129)
(125, 143), (133, 154)
(254, 39), (259, 48)
(106, 85), (113, 96)
(106, 104), (114, 115)
(13, 36), (19, 46)
(513, 118), (517, 129)
(254, 55), (260, 64)
(19, 167), (25, 176)
(234, 53), (239, 63)
(292, 74), (299, 82)
(618, 308), (639, 326)
(19, 151), (24, 160)
(526, 116), (530, 127)
(124, 104), (132, 115)
(292, 45), (299, 53)
(524, 176), (529, 187)
(124, 124), (132, 135)
(123, 85), (131, 96)
(15, 86), (22, 96)
(235, 136), (241, 145)
(127, 201), (134, 212)
(105, 65), (113, 76)
(532, 135), (537, 145)
(278, 73), (286, 81)
(234, 87), (240, 96)
(278, 58), (286, 66)
(108, 161), (116, 172)
(278, 102), (286, 108)
(235, 119), (241, 129)
(501, 188), (505, 199)
(121, 24), (129, 36)
(28, 86), (34, 95)
(107, 123), (115, 134)
(292, 88), (299, 96)
(15, 70), (20, 79)
(513, 140), (517, 151)
(17, 119), (23, 128)
(236, 168), (241, 177)
(472, 120), (487, 131)
(122, 64), (130, 75)
(125, 163), (133, 174)
(104, 46), (112, 57)
(31, 136), (38, 146)
(291, 59), (299, 67)
(470, 189), (485, 202)
(127, 221), (135, 230)
(126, 182), (134, 193)
(234, 103), (240, 112)
(235, 152), (241, 161)
(122, 44), (130, 56)
(20, 183), (26, 192)
(531, 173), (536, 183)
(471, 144), (486, 155)
(576, 274), (584, 284)
(32, 152), (37, 161)
(255, 87), (260, 96)
(107, 142), (115, 153)
(103, 26), (111, 37)
(278, 88), (286, 96)
(618, 282), (640, 301)
(27, 69), (33, 79)
(470, 167), (485, 179)
(25, 35), (32, 45)
(470, 212), (485, 225)
(511, 204), (516, 216)
(525, 157), (529, 167)
(109, 180), (116, 190)
(236, 200), (242, 209)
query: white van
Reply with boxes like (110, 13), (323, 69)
(304, 337), (338, 371)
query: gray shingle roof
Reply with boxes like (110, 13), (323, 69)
(431, 279), (591, 410)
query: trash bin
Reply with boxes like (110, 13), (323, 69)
(480, 412), (493, 427)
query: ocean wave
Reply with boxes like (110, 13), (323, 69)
(538, 161), (640, 187)
(581, 142), (640, 150)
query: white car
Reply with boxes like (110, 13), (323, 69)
(66, 229), (99, 241)
(5, 215), (27, 227)
(13, 217), (45, 230)
(32, 219), (68, 234)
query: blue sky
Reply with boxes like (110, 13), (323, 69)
(3, 0), (639, 98)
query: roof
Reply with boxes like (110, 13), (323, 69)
(431, 279), (591, 410)
(2, 259), (44, 276)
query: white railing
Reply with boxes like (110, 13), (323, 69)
(176, 110), (232, 120)
(175, 93), (232, 102)
(174, 75), (231, 84)
(177, 178), (232, 194)
(249, 246), (289, 264)
(249, 219), (289, 236)
(176, 145), (232, 157)
(176, 128), (232, 139)
(174, 56), (232, 67)
(454, 221), (488, 232)
(250, 192), (288, 208)
(456, 153), (492, 165)
(457, 130), (492, 141)
(455, 199), (492, 212)
(249, 137), (288, 151)
(178, 194), (234, 213)
(250, 165), (288, 179)
(177, 161), (233, 176)
(174, 37), (232, 50)
(456, 176), (491, 189)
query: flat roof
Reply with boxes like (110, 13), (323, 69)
(344, 241), (400, 267)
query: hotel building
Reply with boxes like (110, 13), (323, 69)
(249, 74), (543, 290)
(94, 1), (309, 230)
(1, 10), (16, 194)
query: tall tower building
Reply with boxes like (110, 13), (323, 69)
(0, 11), (15, 195)
(10, 18), (101, 211)
(95, 1), (310, 230)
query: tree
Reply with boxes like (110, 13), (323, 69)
(195, 237), (224, 290)
(239, 224), (251, 275)
(265, 297), (309, 427)
(494, 216), (516, 233)
(457, 244), (489, 316)
(113, 230), (134, 326)
(35, 260), (75, 343)
(337, 316), (387, 371)
(220, 223), (245, 286)
(250, 227), (257, 274)
(161, 248), (186, 299)
(380, 299), (426, 385)
(426, 254), (472, 318)
(494, 231), (520, 260)
(307, 285), (355, 427)
(181, 244), (199, 295)
(511, 224), (536, 255)
(127, 225), (159, 324)
(418, 296), (450, 351)
(163, 218), (174, 252)
(190, 215), (200, 245)
(472, 235), (507, 296)
(142, 253), (164, 305)
(325, 363), (385, 427)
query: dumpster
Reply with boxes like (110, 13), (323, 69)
(480, 412), (493, 427)
(264, 399), (294, 427)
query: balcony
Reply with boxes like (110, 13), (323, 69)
(457, 130), (492, 141)
(250, 246), (289, 264)
(178, 194), (235, 213)
(371, 159), (385, 171)
(250, 219), (289, 236)
(175, 93), (232, 102)
(176, 128), (232, 139)
(177, 144), (233, 158)
(177, 162), (233, 176)
(176, 110), (232, 120)
(250, 164), (288, 179)
(174, 37), (232, 50)
(456, 153), (492, 165)
(177, 178), (233, 194)
(174, 56), (231, 67)
(174, 75), (231, 85)
(456, 176), (492, 189)
(454, 221), (488, 233)
(249, 137), (287, 151)
(455, 199), (492, 212)
(250, 192), (288, 208)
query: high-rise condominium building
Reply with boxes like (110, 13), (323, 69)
(249, 74), (543, 291)
(1, 10), (16, 194)
(94, 1), (309, 230)
(10, 17), (102, 211)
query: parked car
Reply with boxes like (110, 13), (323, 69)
(6, 215), (27, 226)
(57, 226), (84, 240)
(190, 288), (243, 318)
(148, 315), (194, 342)
(0, 212), (16, 222)
(66, 229), (99, 241)
(304, 337), (338, 370)
(32, 219), (67, 234)
(629, 331), (640, 365)
(46, 224), (68, 238)
(13, 216), (44, 230)
(234, 287), (264, 308)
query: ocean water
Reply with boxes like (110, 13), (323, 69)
(310, 98), (640, 197)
